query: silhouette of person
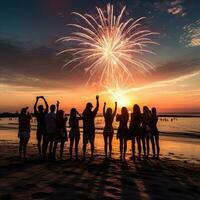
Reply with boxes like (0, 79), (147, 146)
(116, 107), (129, 161)
(18, 107), (31, 159)
(151, 107), (160, 159)
(34, 96), (49, 157)
(44, 102), (57, 159)
(69, 108), (82, 160)
(129, 104), (142, 160)
(82, 95), (99, 160)
(53, 102), (68, 160)
(141, 106), (155, 159)
(103, 102), (117, 158)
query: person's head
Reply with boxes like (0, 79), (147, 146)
(70, 108), (77, 118)
(152, 107), (157, 116)
(143, 106), (149, 114)
(57, 110), (64, 119)
(50, 104), (56, 113)
(133, 104), (141, 115)
(121, 107), (128, 116)
(86, 102), (93, 111)
(21, 107), (28, 115)
(38, 105), (44, 113)
(106, 107), (113, 116)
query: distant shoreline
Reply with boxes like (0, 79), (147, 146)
(1, 113), (200, 118)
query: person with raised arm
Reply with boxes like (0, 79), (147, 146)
(34, 96), (49, 157)
(69, 108), (82, 160)
(103, 102), (117, 158)
(116, 107), (129, 161)
(129, 104), (142, 160)
(53, 101), (68, 160)
(18, 107), (31, 159)
(82, 95), (99, 160)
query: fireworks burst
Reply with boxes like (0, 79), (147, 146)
(57, 4), (158, 87)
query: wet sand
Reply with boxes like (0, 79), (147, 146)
(0, 137), (200, 199)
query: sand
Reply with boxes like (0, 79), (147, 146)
(0, 141), (200, 200)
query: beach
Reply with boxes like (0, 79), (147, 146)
(0, 127), (200, 200)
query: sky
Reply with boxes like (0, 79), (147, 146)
(0, 0), (200, 113)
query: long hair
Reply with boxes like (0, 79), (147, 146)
(121, 106), (129, 121)
(133, 104), (141, 116)
(69, 108), (77, 127)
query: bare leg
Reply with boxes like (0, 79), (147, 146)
(60, 141), (65, 160)
(146, 137), (150, 158)
(23, 138), (29, 159)
(131, 138), (135, 159)
(136, 136), (141, 159)
(42, 134), (47, 157)
(151, 136), (156, 158)
(155, 134), (160, 158)
(43, 140), (49, 159)
(49, 141), (53, 154)
(123, 138), (127, 160)
(90, 136), (94, 159)
(83, 142), (86, 160)
(19, 140), (23, 157)
(103, 134), (107, 158)
(53, 141), (58, 159)
(75, 138), (79, 160)
(141, 137), (146, 158)
(109, 134), (113, 158)
(70, 138), (74, 159)
(120, 138), (123, 160)
(37, 137), (42, 157)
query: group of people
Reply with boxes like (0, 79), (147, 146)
(18, 95), (160, 161)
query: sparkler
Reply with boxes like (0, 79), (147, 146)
(57, 4), (158, 87)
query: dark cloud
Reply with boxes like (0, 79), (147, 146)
(0, 39), (88, 89)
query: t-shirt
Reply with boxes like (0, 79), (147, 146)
(45, 112), (56, 134)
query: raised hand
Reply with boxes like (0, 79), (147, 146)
(96, 95), (99, 100)
(104, 102), (106, 106)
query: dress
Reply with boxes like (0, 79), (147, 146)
(116, 115), (129, 139)
(129, 113), (142, 137)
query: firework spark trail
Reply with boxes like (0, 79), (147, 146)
(57, 4), (158, 87)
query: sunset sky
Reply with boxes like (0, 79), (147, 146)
(0, 0), (200, 113)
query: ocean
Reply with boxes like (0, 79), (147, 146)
(0, 115), (200, 138)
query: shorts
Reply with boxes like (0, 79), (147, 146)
(18, 131), (30, 140)
(36, 127), (46, 140)
(55, 129), (68, 142)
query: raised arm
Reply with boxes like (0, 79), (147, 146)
(42, 96), (49, 113)
(93, 95), (99, 116)
(56, 101), (60, 113)
(103, 102), (106, 117)
(113, 102), (117, 117)
(34, 97), (39, 114)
